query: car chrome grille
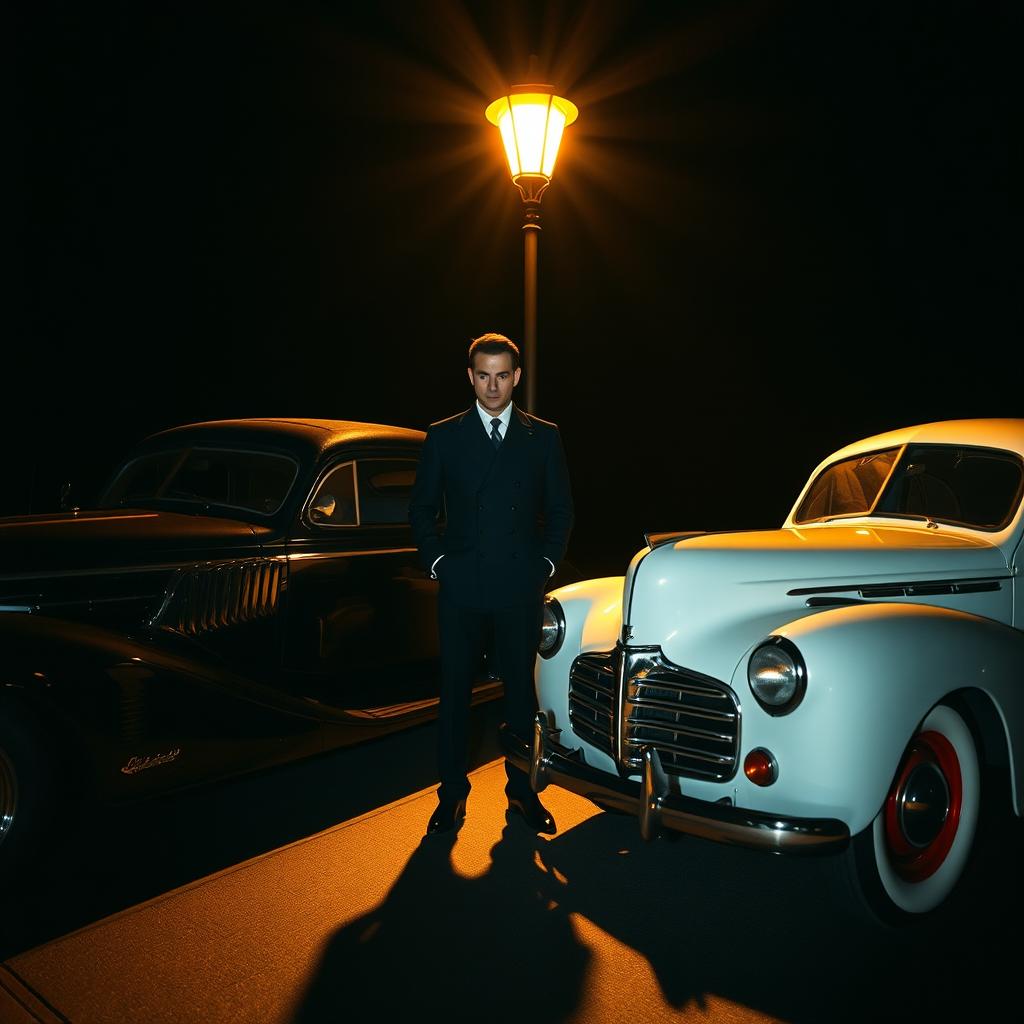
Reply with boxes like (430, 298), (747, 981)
(567, 651), (617, 758)
(155, 558), (284, 636)
(569, 646), (740, 782)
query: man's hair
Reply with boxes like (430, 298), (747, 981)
(468, 332), (520, 370)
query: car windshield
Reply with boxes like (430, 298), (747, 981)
(794, 444), (1024, 530)
(100, 447), (299, 516)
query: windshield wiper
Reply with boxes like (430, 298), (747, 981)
(821, 512), (945, 528)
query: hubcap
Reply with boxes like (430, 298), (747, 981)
(898, 762), (950, 848)
(884, 730), (962, 883)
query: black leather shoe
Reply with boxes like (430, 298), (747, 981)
(506, 791), (557, 834)
(426, 797), (467, 835)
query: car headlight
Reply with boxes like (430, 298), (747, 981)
(538, 596), (565, 659)
(747, 637), (806, 715)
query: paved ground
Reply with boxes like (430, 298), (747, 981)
(2, 711), (1021, 1024)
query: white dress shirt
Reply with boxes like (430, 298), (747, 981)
(476, 399), (513, 441)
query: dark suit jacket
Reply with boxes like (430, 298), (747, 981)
(409, 404), (574, 610)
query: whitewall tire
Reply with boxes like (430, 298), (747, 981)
(845, 703), (980, 924)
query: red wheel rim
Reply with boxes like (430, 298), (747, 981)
(883, 730), (962, 882)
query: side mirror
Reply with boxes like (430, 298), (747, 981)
(310, 494), (337, 522)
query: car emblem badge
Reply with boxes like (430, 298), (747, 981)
(121, 748), (181, 775)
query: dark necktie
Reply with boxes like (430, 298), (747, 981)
(489, 417), (502, 448)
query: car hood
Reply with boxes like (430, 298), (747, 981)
(624, 523), (1011, 684)
(0, 507), (267, 577)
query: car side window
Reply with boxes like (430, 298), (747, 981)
(308, 461), (357, 527)
(102, 447), (297, 515)
(358, 459), (418, 525)
(104, 451), (183, 505)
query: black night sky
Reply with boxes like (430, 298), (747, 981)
(12, 1), (1020, 576)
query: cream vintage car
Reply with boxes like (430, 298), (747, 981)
(505, 418), (1024, 924)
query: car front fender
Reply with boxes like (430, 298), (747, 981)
(730, 602), (1024, 831)
(534, 576), (624, 736)
(0, 613), (322, 801)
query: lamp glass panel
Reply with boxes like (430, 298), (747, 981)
(541, 111), (567, 177)
(497, 111), (520, 176)
(510, 100), (551, 175)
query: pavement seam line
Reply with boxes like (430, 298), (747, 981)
(0, 964), (69, 1024)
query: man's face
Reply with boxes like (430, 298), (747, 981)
(468, 352), (521, 413)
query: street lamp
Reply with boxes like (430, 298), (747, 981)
(485, 84), (578, 413)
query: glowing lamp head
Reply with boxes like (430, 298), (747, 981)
(485, 84), (578, 182)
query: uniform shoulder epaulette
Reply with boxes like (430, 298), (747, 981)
(515, 408), (558, 431)
(430, 409), (473, 429)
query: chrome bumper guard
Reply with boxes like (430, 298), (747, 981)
(502, 712), (849, 855)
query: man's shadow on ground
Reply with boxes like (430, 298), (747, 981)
(292, 796), (1023, 1023)
(292, 818), (590, 1023)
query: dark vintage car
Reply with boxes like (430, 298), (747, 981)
(0, 417), (505, 872)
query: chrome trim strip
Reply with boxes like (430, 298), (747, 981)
(286, 547), (418, 560)
(788, 575), (1008, 596)
(622, 720), (737, 753)
(634, 682), (734, 703)
(615, 642), (640, 765)
(621, 543), (658, 642)
(567, 691), (613, 720)
(629, 694), (736, 723)
(12, 594), (157, 610)
(624, 732), (735, 762)
(0, 513), (160, 528)
(506, 714), (848, 855)
(0, 555), (287, 584)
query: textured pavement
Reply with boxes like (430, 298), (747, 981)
(0, 759), (790, 1024)
(6, 752), (1017, 1024)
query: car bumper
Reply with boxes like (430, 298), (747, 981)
(503, 712), (849, 855)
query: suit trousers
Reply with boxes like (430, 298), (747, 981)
(436, 595), (543, 803)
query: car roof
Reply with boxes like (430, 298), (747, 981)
(827, 418), (1024, 463)
(136, 418), (426, 462)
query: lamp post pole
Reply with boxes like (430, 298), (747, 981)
(520, 180), (545, 413)
(486, 84), (577, 414)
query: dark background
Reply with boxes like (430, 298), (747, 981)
(12, 0), (1020, 577)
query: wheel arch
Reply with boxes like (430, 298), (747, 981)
(1, 676), (95, 802)
(0, 614), (175, 800)
(842, 699), (983, 924)
(950, 685), (1019, 816)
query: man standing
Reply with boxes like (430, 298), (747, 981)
(409, 332), (574, 835)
